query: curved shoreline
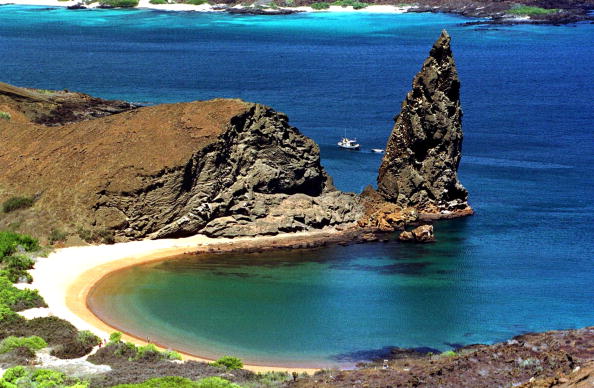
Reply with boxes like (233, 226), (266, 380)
(29, 227), (360, 373)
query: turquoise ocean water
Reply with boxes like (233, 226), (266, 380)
(1, 5), (593, 367)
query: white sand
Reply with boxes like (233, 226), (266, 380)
(17, 307), (52, 319)
(0, 0), (413, 14)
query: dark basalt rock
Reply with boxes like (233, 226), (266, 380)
(67, 3), (88, 9)
(376, 30), (472, 217)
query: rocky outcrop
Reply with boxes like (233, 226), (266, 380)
(0, 94), (361, 241)
(0, 81), (136, 126)
(376, 30), (472, 219)
(398, 224), (435, 243)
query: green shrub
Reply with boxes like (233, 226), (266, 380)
(196, 377), (241, 388)
(134, 343), (160, 360)
(331, 0), (368, 8)
(0, 336), (47, 354)
(0, 275), (45, 311)
(251, 371), (290, 386)
(0, 231), (39, 260)
(283, 0), (294, 6)
(112, 376), (200, 388)
(310, 2), (329, 9)
(440, 350), (457, 357)
(100, 0), (139, 7)
(48, 228), (67, 245)
(1, 367), (88, 388)
(77, 330), (101, 347)
(162, 349), (183, 360)
(0, 267), (32, 283)
(77, 228), (115, 244)
(2, 196), (34, 213)
(4, 255), (34, 271)
(109, 331), (123, 343)
(0, 112), (10, 121)
(0, 304), (17, 321)
(187, 0), (208, 5)
(149, 0), (168, 3)
(507, 5), (558, 15)
(212, 356), (243, 370)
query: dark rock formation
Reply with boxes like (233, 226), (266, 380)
(0, 81), (136, 126)
(376, 30), (472, 219)
(0, 93), (361, 241)
(398, 224), (435, 243)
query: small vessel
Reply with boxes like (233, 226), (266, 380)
(338, 137), (360, 150)
(337, 130), (360, 150)
(371, 148), (384, 154)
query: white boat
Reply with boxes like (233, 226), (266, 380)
(338, 137), (360, 150)
(371, 148), (384, 154)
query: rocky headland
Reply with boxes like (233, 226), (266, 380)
(0, 31), (471, 244)
(358, 30), (473, 237)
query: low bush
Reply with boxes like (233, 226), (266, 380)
(212, 356), (243, 370)
(0, 366), (88, 387)
(48, 228), (68, 245)
(162, 349), (183, 361)
(0, 231), (39, 260)
(250, 371), (290, 387)
(77, 227), (115, 244)
(507, 5), (559, 15)
(111, 376), (241, 388)
(134, 343), (161, 361)
(440, 350), (457, 357)
(196, 377), (242, 388)
(99, 0), (139, 7)
(77, 330), (101, 348)
(331, 0), (367, 7)
(0, 275), (45, 311)
(149, 0), (168, 4)
(0, 112), (10, 121)
(187, 0), (208, 5)
(0, 335), (47, 354)
(100, 333), (184, 363)
(4, 255), (34, 271)
(310, 2), (329, 9)
(109, 331), (123, 343)
(2, 196), (34, 213)
(0, 304), (18, 321)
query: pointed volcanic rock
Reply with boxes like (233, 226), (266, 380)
(377, 30), (472, 217)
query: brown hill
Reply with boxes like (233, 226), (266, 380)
(0, 90), (362, 243)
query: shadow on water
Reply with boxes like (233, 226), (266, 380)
(330, 345), (440, 363)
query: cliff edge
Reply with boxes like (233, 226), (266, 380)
(0, 90), (362, 242)
(376, 30), (473, 219)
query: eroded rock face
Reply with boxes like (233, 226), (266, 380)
(398, 224), (435, 243)
(0, 96), (362, 241)
(376, 30), (472, 217)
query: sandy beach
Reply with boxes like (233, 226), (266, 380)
(28, 228), (353, 373)
(0, 0), (412, 14)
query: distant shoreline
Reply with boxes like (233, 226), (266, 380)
(0, 0), (412, 14)
(1, 0), (591, 24)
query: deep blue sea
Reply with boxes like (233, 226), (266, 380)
(2, 5), (594, 367)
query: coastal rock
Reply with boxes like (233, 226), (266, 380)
(0, 81), (136, 125)
(398, 224), (435, 243)
(0, 91), (362, 241)
(376, 30), (472, 218)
